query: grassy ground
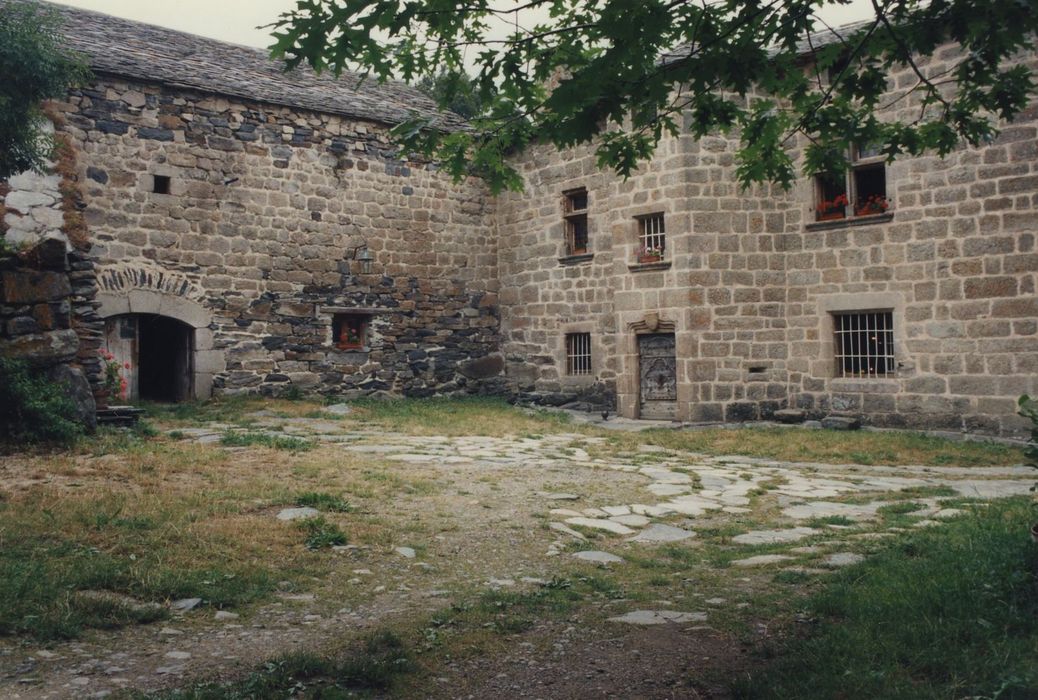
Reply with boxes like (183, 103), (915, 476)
(149, 396), (1025, 467)
(604, 425), (1023, 467)
(0, 397), (1031, 697)
(0, 430), (368, 640)
(735, 498), (1038, 699)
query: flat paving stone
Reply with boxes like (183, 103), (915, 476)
(630, 523), (696, 543)
(824, 552), (865, 567)
(607, 610), (708, 625)
(564, 517), (636, 535)
(731, 554), (794, 567)
(630, 504), (675, 517)
(732, 527), (819, 546)
(781, 501), (884, 521)
(276, 507), (319, 521)
(549, 522), (587, 540)
(610, 514), (651, 527)
(549, 508), (584, 518)
(647, 483), (691, 497)
(573, 550), (624, 564)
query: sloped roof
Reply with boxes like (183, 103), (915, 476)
(40, 1), (466, 130)
(661, 18), (876, 66)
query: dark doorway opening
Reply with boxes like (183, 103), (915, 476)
(138, 314), (194, 402)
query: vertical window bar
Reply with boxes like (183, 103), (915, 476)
(833, 311), (894, 379)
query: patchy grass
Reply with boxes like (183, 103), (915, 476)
(736, 498), (1038, 699)
(344, 397), (576, 437)
(0, 438), (377, 640)
(220, 431), (315, 451)
(806, 514), (857, 528)
(601, 427), (1024, 468)
(297, 516), (348, 550)
(143, 631), (414, 699)
(295, 491), (353, 513)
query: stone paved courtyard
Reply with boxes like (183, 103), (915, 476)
(1, 405), (1032, 698)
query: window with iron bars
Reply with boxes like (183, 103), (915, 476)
(833, 311), (895, 378)
(563, 188), (589, 255)
(637, 213), (666, 261)
(565, 332), (592, 376)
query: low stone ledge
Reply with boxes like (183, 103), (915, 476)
(627, 260), (672, 273)
(805, 212), (894, 232)
(558, 253), (594, 266)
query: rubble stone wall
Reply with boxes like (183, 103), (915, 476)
(45, 75), (503, 399)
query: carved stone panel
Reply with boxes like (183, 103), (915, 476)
(639, 333), (676, 419)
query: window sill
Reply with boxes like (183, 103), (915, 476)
(628, 260), (671, 272)
(558, 253), (594, 266)
(806, 212), (893, 232)
(330, 346), (370, 354)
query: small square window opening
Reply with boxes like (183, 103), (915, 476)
(152, 175), (171, 195)
(833, 311), (895, 378)
(333, 314), (370, 350)
(566, 332), (592, 376)
(563, 188), (589, 255)
(637, 213), (666, 262)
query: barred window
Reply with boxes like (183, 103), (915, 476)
(833, 311), (895, 378)
(637, 213), (666, 260)
(563, 188), (589, 255)
(565, 332), (592, 375)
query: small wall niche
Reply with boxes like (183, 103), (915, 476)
(332, 313), (371, 350)
(152, 174), (171, 194)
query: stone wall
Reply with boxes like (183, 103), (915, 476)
(0, 121), (103, 429)
(47, 75), (502, 399)
(498, 43), (1038, 436)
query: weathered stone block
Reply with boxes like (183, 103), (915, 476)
(0, 270), (71, 304)
(0, 329), (78, 366)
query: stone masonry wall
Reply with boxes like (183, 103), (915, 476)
(48, 75), (503, 399)
(0, 123), (103, 429)
(499, 42), (1038, 436)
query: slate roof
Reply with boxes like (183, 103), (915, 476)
(661, 19), (876, 66)
(40, 1), (467, 130)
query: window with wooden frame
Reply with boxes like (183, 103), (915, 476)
(563, 188), (589, 255)
(833, 310), (895, 378)
(333, 313), (370, 350)
(636, 213), (666, 262)
(565, 332), (592, 376)
(814, 144), (889, 222)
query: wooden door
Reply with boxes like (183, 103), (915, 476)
(638, 333), (676, 420)
(103, 315), (140, 401)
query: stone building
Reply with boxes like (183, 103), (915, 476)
(1, 2), (1035, 436)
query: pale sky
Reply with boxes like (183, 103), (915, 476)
(51, 0), (876, 51)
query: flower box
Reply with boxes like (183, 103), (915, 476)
(638, 253), (664, 263)
(337, 341), (364, 351)
(816, 211), (846, 221)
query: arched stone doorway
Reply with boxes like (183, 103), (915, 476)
(97, 291), (222, 401)
(104, 314), (194, 401)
